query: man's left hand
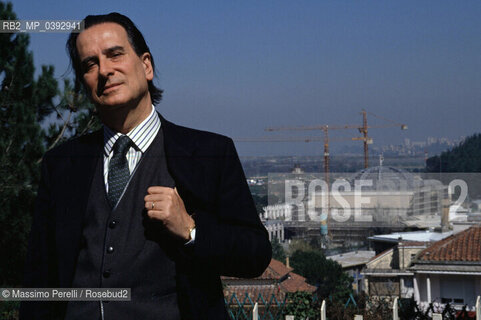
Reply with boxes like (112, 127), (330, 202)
(144, 186), (195, 241)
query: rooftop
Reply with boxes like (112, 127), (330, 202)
(280, 272), (316, 293)
(327, 250), (376, 268)
(348, 166), (421, 191)
(416, 225), (481, 263)
(222, 259), (316, 293)
(402, 215), (442, 229)
(368, 230), (453, 243)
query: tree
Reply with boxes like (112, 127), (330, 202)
(43, 78), (100, 151)
(426, 133), (481, 173)
(0, 1), (99, 288)
(287, 239), (315, 256)
(0, 1), (58, 286)
(290, 249), (353, 302)
(271, 237), (286, 262)
(283, 291), (320, 320)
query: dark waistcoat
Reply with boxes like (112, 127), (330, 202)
(64, 130), (181, 320)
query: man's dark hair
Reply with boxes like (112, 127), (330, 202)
(66, 12), (163, 104)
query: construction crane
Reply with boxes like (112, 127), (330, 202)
(357, 110), (408, 168)
(266, 109), (407, 169)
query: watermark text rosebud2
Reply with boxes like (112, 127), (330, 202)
(266, 172), (474, 227)
(0, 288), (130, 301)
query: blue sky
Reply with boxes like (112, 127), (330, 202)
(9, 0), (481, 156)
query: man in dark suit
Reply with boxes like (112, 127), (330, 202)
(20, 13), (271, 320)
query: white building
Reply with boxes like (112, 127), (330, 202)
(362, 230), (453, 300)
(263, 203), (293, 220)
(410, 225), (481, 309)
(362, 226), (481, 310)
(312, 166), (448, 227)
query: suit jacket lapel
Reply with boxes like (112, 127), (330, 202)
(158, 114), (209, 210)
(55, 130), (103, 285)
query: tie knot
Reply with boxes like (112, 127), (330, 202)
(113, 135), (132, 155)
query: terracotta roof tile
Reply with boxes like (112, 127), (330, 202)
(265, 258), (293, 278)
(223, 259), (316, 300)
(279, 272), (316, 293)
(417, 225), (481, 262)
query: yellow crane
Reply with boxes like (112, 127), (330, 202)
(265, 109), (407, 170)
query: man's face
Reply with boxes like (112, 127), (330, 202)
(76, 22), (153, 111)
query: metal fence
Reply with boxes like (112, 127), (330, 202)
(224, 294), (481, 320)
(225, 293), (288, 320)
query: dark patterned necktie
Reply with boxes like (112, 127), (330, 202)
(107, 135), (132, 208)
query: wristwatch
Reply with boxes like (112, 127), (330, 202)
(188, 225), (196, 242)
(185, 217), (196, 244)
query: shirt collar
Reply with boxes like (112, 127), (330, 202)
(103, 106), (161, 156)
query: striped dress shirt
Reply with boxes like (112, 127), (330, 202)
(103, 106), (161, 192)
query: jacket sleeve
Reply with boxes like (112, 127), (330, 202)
(188, 138), (272, 278)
